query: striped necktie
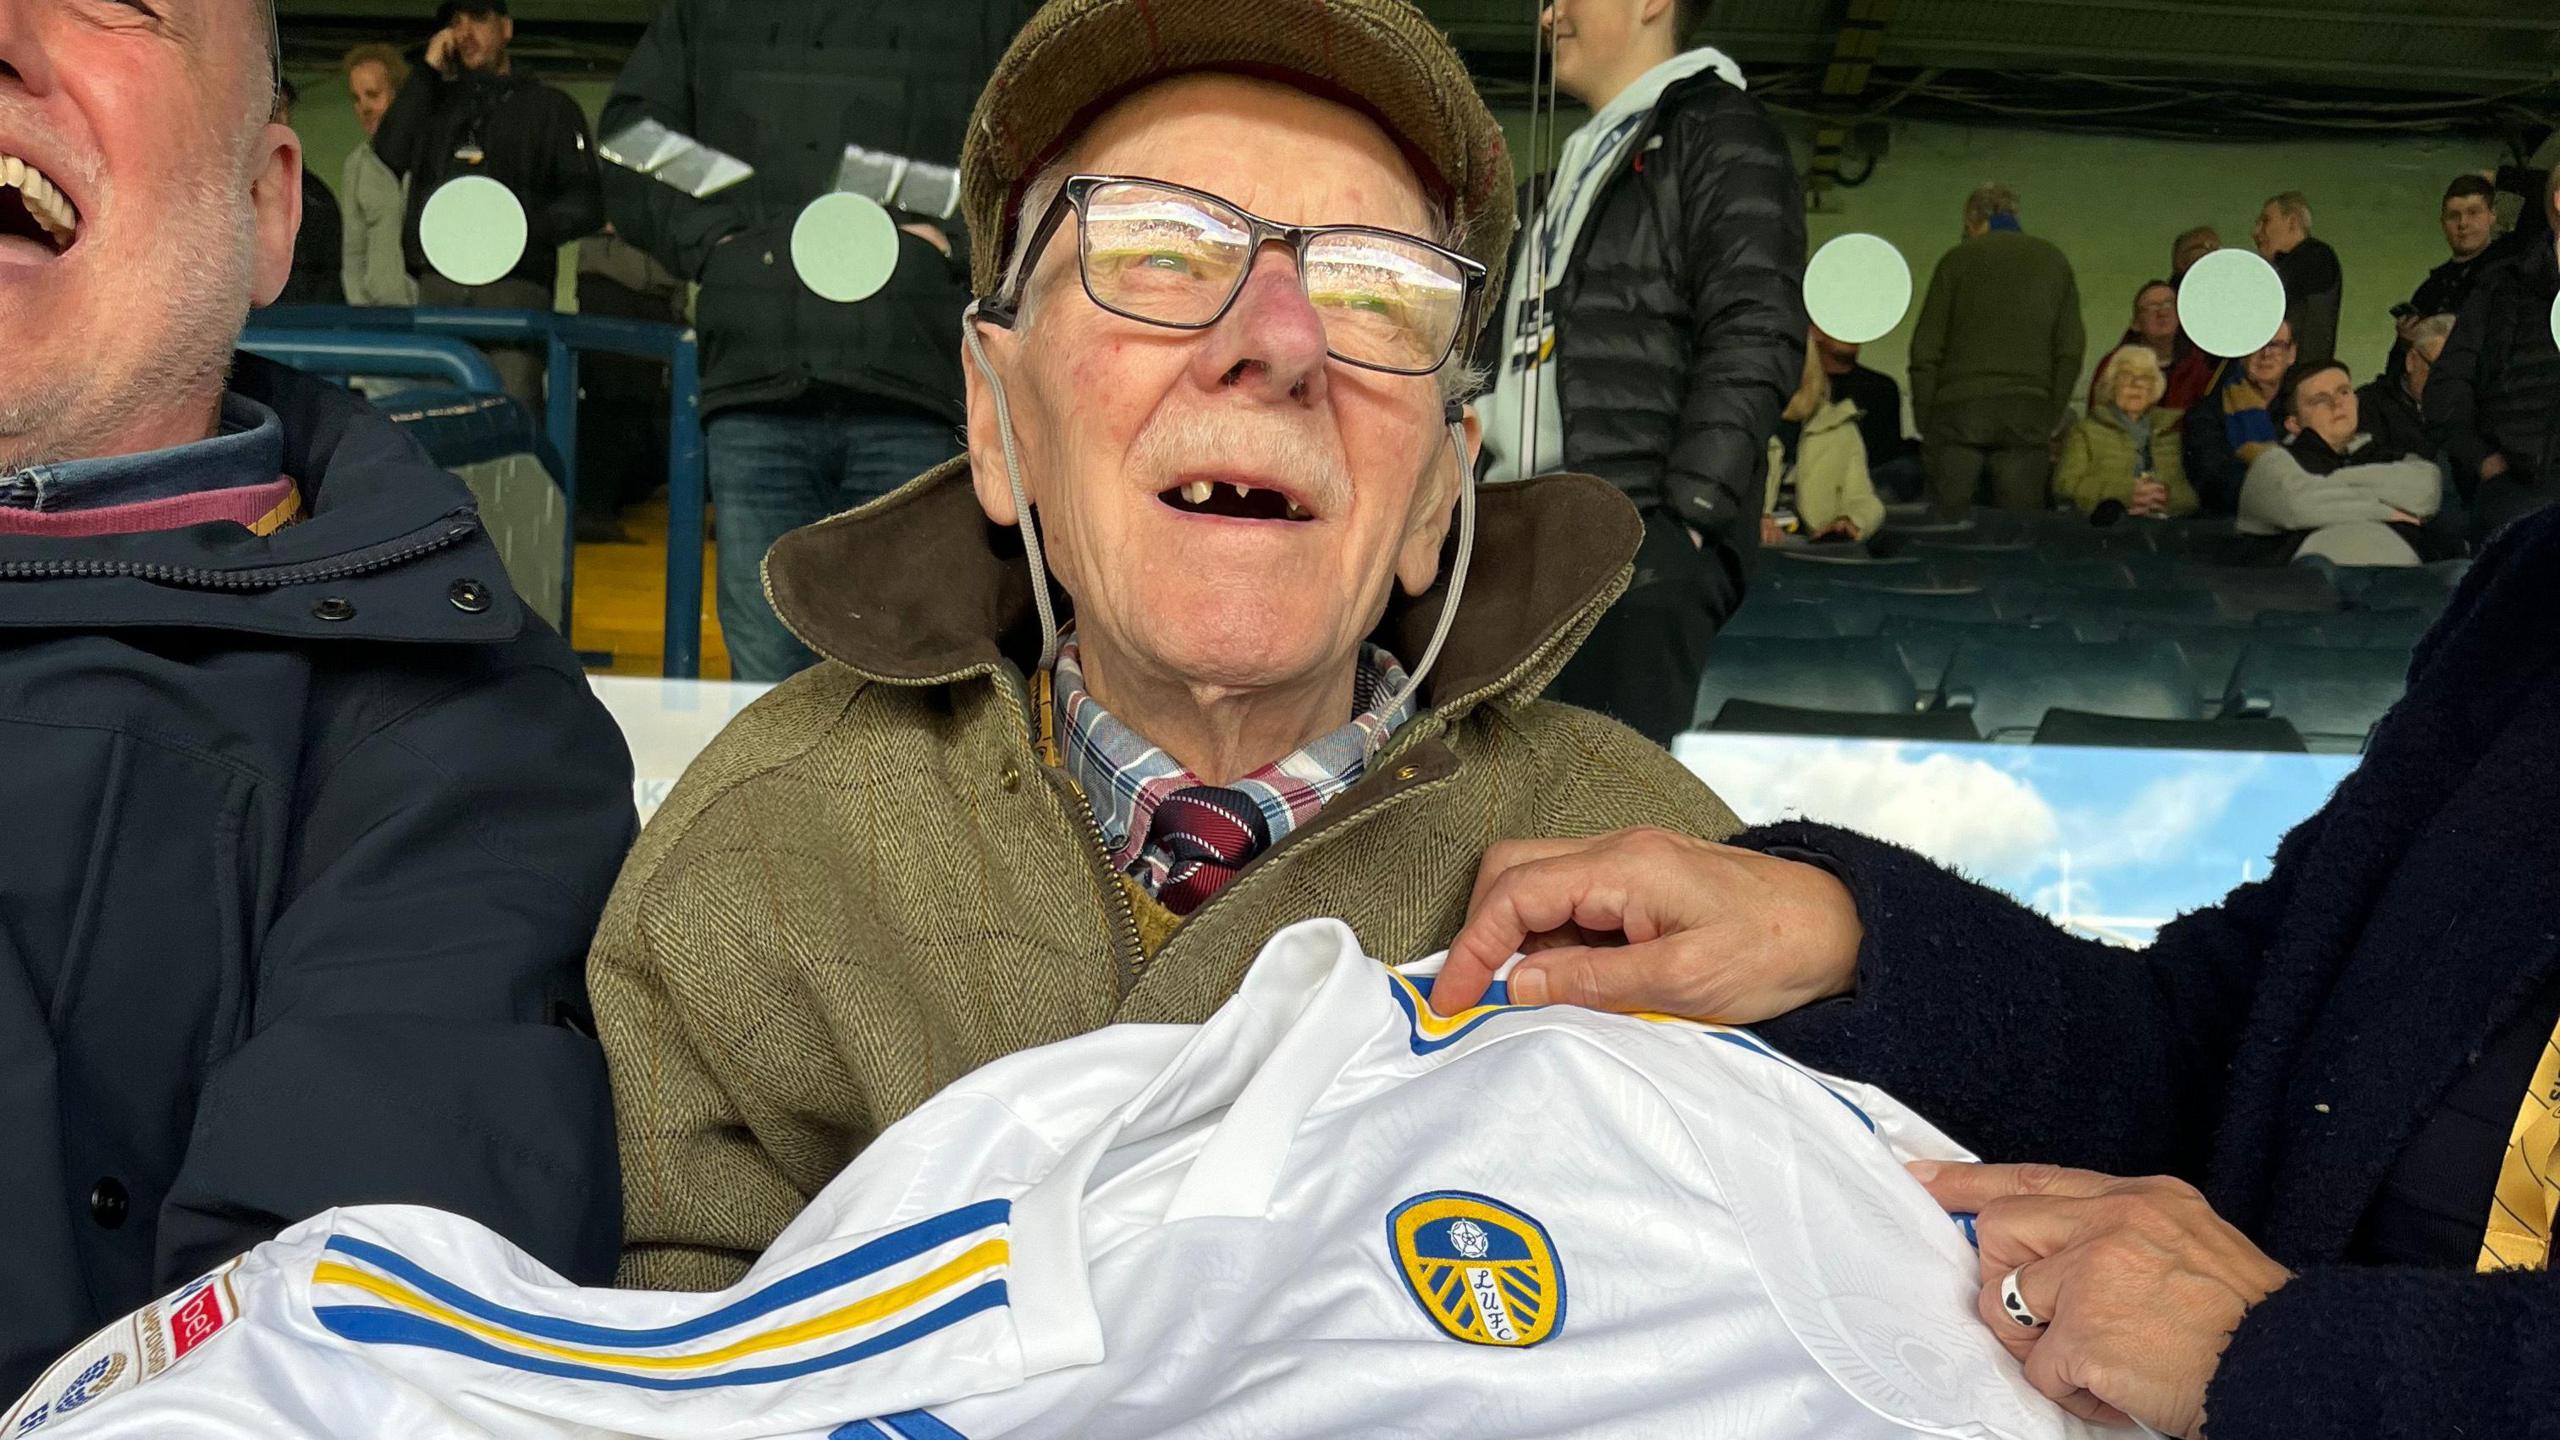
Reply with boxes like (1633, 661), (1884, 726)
(2478, 1014), (2560, 1272)
(1144, 786), (1271, 917)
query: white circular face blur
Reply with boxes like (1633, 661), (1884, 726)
(2549, 289), (2560, 353)
(2178, 249), (2288, 358)
(791, 192), (901, 304)
(1803, 233), (1912, 345)
(418, 176), (529, 288)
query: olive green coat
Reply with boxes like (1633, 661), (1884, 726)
(591, 460), (1743, 1288)
(2054, 406), (2198, 517)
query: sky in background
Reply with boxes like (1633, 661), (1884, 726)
(1678, 735), (2361, 945)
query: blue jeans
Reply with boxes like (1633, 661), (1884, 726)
(707, 407), (960, 681)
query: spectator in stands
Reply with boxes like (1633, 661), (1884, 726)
(2170, 224), (2219, 283)
(339, 43), (417, 306)
(1813, 326), (1922, 502)
(1475, 0), (1805, 745)
(0, 1), (632, 1397)
(2056, 346), (2194, 521)
(373, 0), (602, 410)
(2429, 165), (2560, 543)
(2387, 175), (2499, 380)
(2238, 360), (2444, 567)
(2254, 191), (2343, 367)
(2358, 312), (2450, 464)
(266, 78), (343, 305)
(600, 1), (1027, 683)
(2089, 278), (2213, 416)
(2184, 319), (2294, 514)
(1434, 494), (2560, 1440)
(1909, 181), (2084, 517)
(590, 0), (1744, 1291)
(1762, 335), (1884, 546)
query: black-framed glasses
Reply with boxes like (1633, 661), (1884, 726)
(977, 175), (1485, 378)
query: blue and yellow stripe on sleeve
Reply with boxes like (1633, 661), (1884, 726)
(310, 1199), (1012, 1391)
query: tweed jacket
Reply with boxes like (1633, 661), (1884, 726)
(592, 460), (1743, 1288)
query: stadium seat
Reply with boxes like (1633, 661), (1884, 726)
(2030, 710), (2309, 752)
(2028, 586), (2225, 625)
(2031, 557), (2142, 591)
(2176, 564), (2342, 619)
(2223, 643), (2409, 752)
(2334, 559), (2470, 614)
(1936, 636), (2203, 742)
(1722, 598), (1880, 640)
(1694, 637), (1921, 727)
(2154, 625), (2256, 707)
(2253, 610), (2434, 649)
(1881, 615), (2120, 702)
(1707, 699), (1985, 742)
(1765, 546), (1926, 574)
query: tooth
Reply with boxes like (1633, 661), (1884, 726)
(1229, 481), (1250, 498)
(1286, 501), (1309, 520)
(0, 156), (20, 187)
(1181, 480), (1212, 505)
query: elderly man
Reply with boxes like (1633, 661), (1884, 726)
(1908, 182), (2084, 516)
(0, 0), (633, 1396)
(2253, 191), (2343, 368)
(592, 0), (1741, 1289)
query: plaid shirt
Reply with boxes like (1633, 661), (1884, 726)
(1049, 635), (1415, 897)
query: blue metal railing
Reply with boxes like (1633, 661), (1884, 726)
(243, 306), (710, 678)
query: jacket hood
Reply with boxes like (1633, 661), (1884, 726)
(0, 353), (526, 645)
(765, 461), (1644, 718)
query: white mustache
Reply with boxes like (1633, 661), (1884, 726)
(1128, 409), (1349, 514)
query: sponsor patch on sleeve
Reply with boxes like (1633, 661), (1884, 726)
(4, 1259), (242, 1436)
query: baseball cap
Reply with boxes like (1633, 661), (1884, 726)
(959, 0), (1514, 342)
(433, 0), (508, 26)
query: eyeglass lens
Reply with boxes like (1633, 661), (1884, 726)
(1077, 180), (1468, 374)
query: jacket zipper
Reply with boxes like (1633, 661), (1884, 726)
(994, 666), (1145, 997)
(1056, 770), (1146, 998)
(0, 511), (480, 589)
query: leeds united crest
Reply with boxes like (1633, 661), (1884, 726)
(1386, 1191), (1566, 1346)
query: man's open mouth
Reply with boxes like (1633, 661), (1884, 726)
(0, 153), (80, 258)
(1160, 479), (1315, 522)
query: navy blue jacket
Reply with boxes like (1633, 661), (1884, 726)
(1736, 503), (2560, 1438)
(0, 357), (635, 1395)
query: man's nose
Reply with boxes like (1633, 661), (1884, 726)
(0, 0), (60, 98)
(1194, 245), (1330, 409)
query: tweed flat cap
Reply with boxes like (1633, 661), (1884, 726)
(959, 0), (1515, 340)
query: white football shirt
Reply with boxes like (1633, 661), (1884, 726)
(9, 920), (2110, 1440)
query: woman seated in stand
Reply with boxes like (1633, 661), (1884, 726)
(2055, 346), (2197, 521)
(1761, 335), (1887, 548)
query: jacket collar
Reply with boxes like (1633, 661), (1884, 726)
(1801, 397), (1860, 436)
(764, 460), (1643, 720)
(0, 353), (525, 644)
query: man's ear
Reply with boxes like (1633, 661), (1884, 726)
(963, 314), (1026, 526)
(1396, 408), (1478, 597)
(499, 15), (516, 47)
(246, 122), (303, 307)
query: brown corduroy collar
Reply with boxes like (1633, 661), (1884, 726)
(762, 460), (1643, 718)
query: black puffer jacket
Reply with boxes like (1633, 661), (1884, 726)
(601, 0), (1031, 423)
(2427, 237), (2560, 489)
(0, 357), (635, 1394)
(1530, 69), (1806, 604)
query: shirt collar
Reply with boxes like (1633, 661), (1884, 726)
(1048, 634), (1415, 880)
(0, 394), (285, 514)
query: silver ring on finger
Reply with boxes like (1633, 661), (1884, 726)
(1999, 1267), (2046, 1330)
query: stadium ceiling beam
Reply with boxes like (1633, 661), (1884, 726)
(1804, 0), (1897, 205)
